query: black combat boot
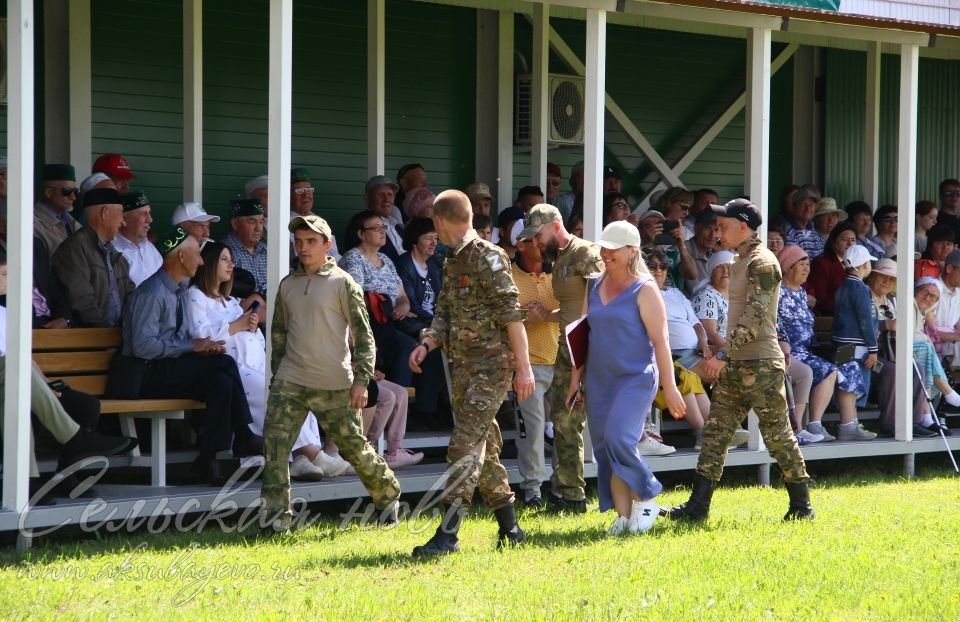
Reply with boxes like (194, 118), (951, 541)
(412, 505), (463, 558)
(493, 504), (526, 549)
(662, 474), (715, 521)
(783, 482), (816, 521)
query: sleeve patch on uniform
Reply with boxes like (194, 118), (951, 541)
(485, 253), (505, 272)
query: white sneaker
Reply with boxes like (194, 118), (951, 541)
(796, 429), (825, 444)
(728, 428), (751, 448)
(607, 515), (630, 536)
(312, 451), (350, 477)
(637, 437), (676, 456)
(289, 455), (325, 481)
(628, 499), (659, 534)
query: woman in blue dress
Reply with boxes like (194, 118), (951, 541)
(566, 222), (685, 536)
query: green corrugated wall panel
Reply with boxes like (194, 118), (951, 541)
(91, 0), (184, 224)
(512, 18), (791, 211)
(825, 48), (960, 210)
(90, 0), (474, 239)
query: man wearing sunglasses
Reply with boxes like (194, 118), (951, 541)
(34, 164), (82, 259)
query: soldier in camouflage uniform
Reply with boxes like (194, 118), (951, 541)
(409, 189), (536, 557)
(261, 214), (400, 532)
(665, 199), (815, 522)
(524, 204), (603, 512)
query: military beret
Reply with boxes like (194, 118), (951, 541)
(229, 197), (264, 219)
(43, 164), (76, 182)
(120, 190), (150, 212)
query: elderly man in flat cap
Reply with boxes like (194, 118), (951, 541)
(34, 164), (82, 258)
(112, 227), (263, 485)
(114, 191), (162, 287)
(51, 187), (133, 327)
(224, 197), (268, 299)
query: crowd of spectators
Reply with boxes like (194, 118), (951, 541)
(4, 148), (958, 496)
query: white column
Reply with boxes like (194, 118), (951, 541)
(68, 0), (92, 175)
(531, 3), (549, 191)
(3, 0), (35, 513)
(265, 0), (292, 371)
(864, 41), (881, 210)
(894, 44), (919, 442)
(367, 0), (385, 177)
(582, 9), (605, 243)
(746, 28), (771, 240)
(183, 0), (203, 203)
(497, 11), (514, 209)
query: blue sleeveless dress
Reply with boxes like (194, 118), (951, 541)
(584, 275), (663, 510)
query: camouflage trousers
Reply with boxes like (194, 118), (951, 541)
(696, 359), (810, 484)
(261, 379), (400, 521)
(548, 345), (586, 501)
(443, 365), (515, 510)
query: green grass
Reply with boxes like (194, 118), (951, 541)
(1, 470), (959, 621)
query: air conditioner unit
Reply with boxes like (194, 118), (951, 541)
(515, 73), (585, 146)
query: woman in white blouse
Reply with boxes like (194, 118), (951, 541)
(187, 242), (344, 481)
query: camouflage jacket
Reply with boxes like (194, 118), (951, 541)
(423, 229), (523, 368)
(724, 234), (784, 361)
(271, 257), (376, 390)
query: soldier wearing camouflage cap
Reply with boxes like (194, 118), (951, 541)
(522, 203), (603, 513)
(408, 189), (536, 557)
(261, 213), (401, 532)
(665, 199), (815, 523)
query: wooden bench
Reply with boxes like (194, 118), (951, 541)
(32, 328), (205, 486)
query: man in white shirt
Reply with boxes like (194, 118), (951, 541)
(936, 250), (960, 368)
(114, 191), (162, 287)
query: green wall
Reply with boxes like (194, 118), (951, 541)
(824, 48), (960, 210)
(90, 0), (475, 240)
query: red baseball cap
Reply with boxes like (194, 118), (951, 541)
(92, 153), (136, 180)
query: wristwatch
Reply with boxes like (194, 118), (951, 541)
(416, 340), (430, 352)
(715, 350), (728, 362)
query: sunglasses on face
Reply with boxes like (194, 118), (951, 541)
(49, 187), (79, 197)
(646, 262), (668, 271)
(943, 191), (960, 199)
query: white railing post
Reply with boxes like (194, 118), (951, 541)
(3, 0), (35, 515)
(367, 0), (385, 177)
(531, 3), (549, 192)
(894, 44), (919, 443)
(183, 0), (203, 203)
(265, 0), (293, 372)
(582, 9), (606, 243)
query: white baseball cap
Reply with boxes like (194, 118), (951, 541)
(842, 244), (876, 269)
(597, 220), (641, 250)
(509, 219), (525, 246)
(172, 201), (220, 225)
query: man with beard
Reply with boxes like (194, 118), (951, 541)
(521, 204), (603, 512)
